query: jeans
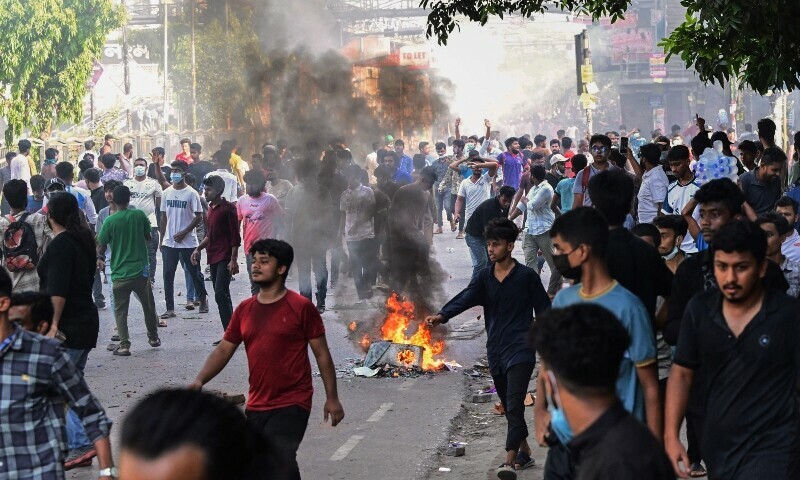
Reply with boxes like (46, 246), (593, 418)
(181, 250), (202, 302)
(330, 244), (345, 287)
(209, 260), (234, 330)
(146, 227), (159, 283)
(92, 269), (104, 307)
(295, 246), (328, 307)
(522, 232), (563, 295)
(245, 254), (259, 296)
(161, 246), (207, 311)
(492, 362), (535, 452)
(113, 274), (159, 348)
(65, 348), (92, 450)
(464, 234), (488, 279)
(450, 193), (465, 231)
(246, 406), (311, 480)
(434, 187), (452, 227)
(347, 238), (375, 300)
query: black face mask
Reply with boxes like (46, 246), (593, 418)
(552, 252), (582, 280)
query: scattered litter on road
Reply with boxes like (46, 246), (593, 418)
(445, 442), (466, 456)
(524, 392), (536, 407)
(353, 366), (380, 377)
(479, 386), (497, 394)
(438, 467), (451, 472)
(470, 393), (494, 403)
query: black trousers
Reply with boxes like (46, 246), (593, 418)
(246, 405), (311, 480)
(209, 260), (233, 330)
(492, 362), (535, 452)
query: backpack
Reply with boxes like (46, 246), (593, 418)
(3, 213), (39, 272)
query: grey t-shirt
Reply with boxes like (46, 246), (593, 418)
(739, 170), (782, 215)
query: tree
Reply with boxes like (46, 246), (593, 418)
(421, 0), (800, 94)
(0, 0), (125, 144)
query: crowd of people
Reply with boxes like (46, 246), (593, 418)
(1, 113), (800, 480)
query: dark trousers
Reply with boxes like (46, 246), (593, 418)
(492, 362), (535, 452)
(347, 239), (375, 300)
(246, 406), (311, 480)
(686, 411), (704, 465)
(543, 438), (575, 480)
(146, 227), (159, 283)
(209, 260), (233, 330)
(161, 246), (207, 311)
(296, 246), (328, 307)
(330, 245), (345, 286)
(93, 269), (105, 306)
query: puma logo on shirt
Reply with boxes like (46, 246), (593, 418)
(165, 200), (188, 208)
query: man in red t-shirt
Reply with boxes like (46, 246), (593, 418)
(175, 138), (193, 164)
(190, 239), (344, 479)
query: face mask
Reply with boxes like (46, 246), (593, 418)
(546, 371), (573, 444)
(465, 143), (475, 152)
(134, 166), (146, 177)
(662, 245), (680, 260)
(171, 173), (184, 184)
(552, 251), (582, 280)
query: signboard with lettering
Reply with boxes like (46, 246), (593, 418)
(649, 53), (667, 78)
(399, 45), (431, 69)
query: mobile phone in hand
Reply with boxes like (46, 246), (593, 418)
(620, 136), (629, 155)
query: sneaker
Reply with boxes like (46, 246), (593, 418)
(148, 336), (161, 348)
(496, 463), (516, 480)
(199, 301), (209, 313)
(113, 346), (131, 356)
(64, 446), (96, 470)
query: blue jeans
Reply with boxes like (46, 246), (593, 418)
(465, 234), (488, 279)
(65, 348), (92, 450)
(434, 185), (452, 227)
(180, 250), (202, 301)
(162, 246), (207, 311)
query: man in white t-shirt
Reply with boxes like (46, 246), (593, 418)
(125, 157), (163, 284)
(453, 153), (498, 227)
(776, 196), (800, 262)
(11, 139), (33, 194)
(661, 145), (702, 254)
(204, 150), (241, 202)
(158, 160), (208, 320)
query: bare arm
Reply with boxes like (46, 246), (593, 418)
(159, 211), (166, 248)
(454, 195), (465, 222)
(48, 296), (66, 337)
(189, 340), (239, 389)
(449, 157), (466, 172)
(626, 148), (644, 179)
(664, 364), (694, 478)
(94, 437), (114, 475)
(636, 362), (663, 441)
(309, 335), (345, 426)
(153, 160), (170, 190)
(573, 192), (584, 209)
(551, 192), (562, 216)
(533, 374), (549, 446)
(680, 197), (701, 241)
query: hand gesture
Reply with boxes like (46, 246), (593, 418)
(484, 119), (491, 128)
(665, 436), (690, 478)
(173, 231), (187, 243)
(188, 379), (203, 391)
(96, 259), (105, 272)
(324, 397), (345, 427)
(191, 249), (200, 265)
(228, 259), (239, 275)
(425, 314), (444, 327)
(455, 117), (461, 127)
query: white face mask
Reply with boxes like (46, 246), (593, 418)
(662, 245), (680, 260)
(134, 166), (146, 177)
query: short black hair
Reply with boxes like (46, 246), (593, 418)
(757, 118), (776, 143)
(498, 185), (516, 199)
(249, 239), (294, 279)
(776, 196), (799, 215)
(419, 165), (437, 184)
(44, 147), (58, 159)
(531, 165), (546, 181)
(180, 138), (191, 145)
(639, 143), (662, 168)
(121, 389), (264, 480)
(202, 175), (226, 193)
(0, 264), (11, 298)
(562, 137), (573, 149)
(738, 140), (758, 154)
(652, 214), (688, 238)
(112, 185), (131, 205)
(505, 137), (519, 149)
(152, 146), (165, 157)
(534, 134), (546, 145)
(418, 141), (429, 151)
(55, 161), (74, 181)
(171, 160), (189, 172)
(631, 223), (660, 243)
(589, 134), (611, 149)
(667, 144), (691, 162)
(212, 149), (232, 167)
(452, 139), (465, 149)
(532, 304), (630, 396)
(435, 141), (446, 150)
(694, 178), (744, 216)
(761, 147), (787, 167)
(549, 139), (561, 146)
(394, 139), (405, 147)
(755, 212), (791, 236)
(570, 154), (588, 172)
(412, 154), (427, 171)
(100, 153), (117, 169)
(84, 139), (96, 150)
(550, 207), (609, 258)
(30, 175), (45, 192)
(78, 159), (94, 173)
(711, 220), (767, 264)
(190, 142), (202, 152)
(103, 179), (122, 193)
(484, 217), (519, 243)
(10, 291), (54, 327)
(17, 139), (31, 153)
(343, 164), (365, 180)
(689, 134), (712, 159)
(83, 168), (101, 184)
(587, 169), (633, 226)
(3, 179), (28, 209)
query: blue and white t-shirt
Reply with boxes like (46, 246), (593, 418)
(662, 176), (702, 254)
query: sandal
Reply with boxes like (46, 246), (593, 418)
(456, 232), (464, 239)
(514, 450), (535, 470)
(158, 320), (168, 327)
(113, 346), (131, 356)
(159, 311), (176, 319)
(492, 402), (506, 415)
(689, 463), (707, 478)
(185, 302), (195, 310)
(496, 463), (516, 480)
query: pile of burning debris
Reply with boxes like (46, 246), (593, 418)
(349, 293), (456, 378)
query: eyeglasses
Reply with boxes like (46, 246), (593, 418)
(591, 146), (608, 153)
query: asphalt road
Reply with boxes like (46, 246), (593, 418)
(66, 227), (554, 480)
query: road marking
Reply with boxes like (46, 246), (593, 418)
(330, 435), (364, 461)
(367, 402), (393, 422)
(397, 377), (419, 391)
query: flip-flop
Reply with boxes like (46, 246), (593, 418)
(514, 450), (535, 470)
(492, 402), (506, 415)
(158, 320), (168, 327)
(689, 463), (707, 478)
(159, 311), (176, 319)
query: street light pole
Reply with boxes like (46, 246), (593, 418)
(191, 0), (197, 131)
(163, 1), (169, 131)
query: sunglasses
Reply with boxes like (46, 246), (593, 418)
(591, 146), (608, 153)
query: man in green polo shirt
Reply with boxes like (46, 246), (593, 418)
(97, 185), (161, 356)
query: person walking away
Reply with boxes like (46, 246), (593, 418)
(41, 147), (58, 181)
(190, 239), (345, 480)
(533, 304), (674, 480)
(630, 144), (669, 224)
(204, 148), (241, 203)
(510, 165), (562, 297)
(10, 139), (32, 195)
(426, 218), (550, 479)
(238, 169), (284, 296)
(0, 179), (51, 293)
(36, 191), (105, 469)
(99, 153), (128, 184)
(97, 185), (161, 356)
(192, 175), (240, 345)
(665, 220), (800, 479)
(125, 157), (163, 285)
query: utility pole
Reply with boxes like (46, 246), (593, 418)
(574, 30), (593, 134)
(122, 0), (131, 133)
(191, 0), (197, 131)
(163, 1), (170, 131)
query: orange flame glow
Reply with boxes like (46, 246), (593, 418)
(397, 349), (417, 365)
(348, 321), (357, 332)
(360, 335), (371, 350)
(380, 293), (445, 370)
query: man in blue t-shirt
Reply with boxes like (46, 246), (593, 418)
(535, 207), (660, 480)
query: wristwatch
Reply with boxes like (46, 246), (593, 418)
(98, 467), (119, 478)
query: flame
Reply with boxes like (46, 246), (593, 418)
(348, 321), (357, 332)
(360, 335), (371, 350)
(380, 293), (445, 370)
(397, 349), (417, 366)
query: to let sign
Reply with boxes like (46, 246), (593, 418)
(87, 61), (104, 88)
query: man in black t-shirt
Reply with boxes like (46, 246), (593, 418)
(463, 186), (515, 279)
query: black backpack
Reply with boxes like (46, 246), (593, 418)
(3, 213), (39, 272)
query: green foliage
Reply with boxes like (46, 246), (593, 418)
(0, 0), (126, 144)
(422, 0), (800, 94)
